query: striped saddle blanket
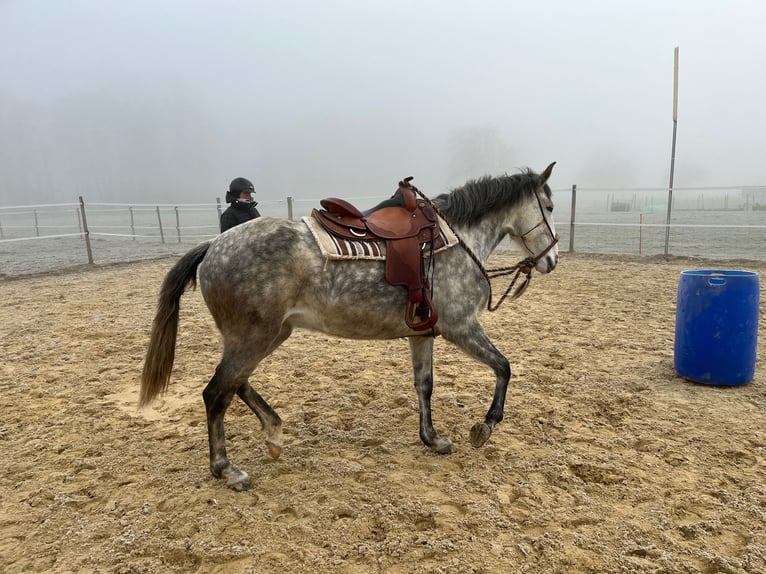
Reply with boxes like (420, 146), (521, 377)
(302, 214), (460, 261)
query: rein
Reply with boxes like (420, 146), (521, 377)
(482, 234), (559, 311)
(411, 182), (559, 312)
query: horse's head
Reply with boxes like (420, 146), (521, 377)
(508, 162), (559, 274)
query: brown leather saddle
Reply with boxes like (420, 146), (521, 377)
(312, 177), (440, 331)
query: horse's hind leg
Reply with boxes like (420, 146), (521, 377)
(203, 362), (253, 491)
(237, 383), (283, 459)
(204, 324), (292, 491)
(234, 322), (292, 460)
(409, 336), (453, 454)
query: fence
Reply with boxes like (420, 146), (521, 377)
(558, 185), (765, 261)
(1, 185), (764, 276)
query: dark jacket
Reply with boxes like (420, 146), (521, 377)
(220, 201), (261, 233)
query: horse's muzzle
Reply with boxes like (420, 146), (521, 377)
(532, 233), (559, 274)
(535, 250), (558, 273)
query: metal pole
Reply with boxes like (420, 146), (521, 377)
(175, 206), (181, 243)
(0, 219), (4, 239)
(33, 209), (40, 236)
(156, 206), (165, 244)
(568, 185), (576, 252)
(79, 196), (94, 264)
(287, 196), (294, 220)
(129, 207), (135, 240)
(664, 47), (679, 255)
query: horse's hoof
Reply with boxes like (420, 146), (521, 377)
(225, 469), (251, 491)
(266, 440), (282, 460)
(470, 422), (492, 448)
(433, 435), (454, 454)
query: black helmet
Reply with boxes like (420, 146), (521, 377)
(226, 177), (255, 203)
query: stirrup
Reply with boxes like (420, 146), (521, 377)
(405, 291), (438, 331)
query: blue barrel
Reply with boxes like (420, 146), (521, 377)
(674, 270), (760, 385)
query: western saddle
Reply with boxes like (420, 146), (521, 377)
(312, 177), (441, 331)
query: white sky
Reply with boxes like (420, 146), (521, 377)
(1, 0), (765, 204)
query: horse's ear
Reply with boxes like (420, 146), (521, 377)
(540, 162), (556, 184)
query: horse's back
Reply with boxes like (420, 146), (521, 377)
(199, 217), (316, 295)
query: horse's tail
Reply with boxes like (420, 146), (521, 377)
(139, 241), (211, 408)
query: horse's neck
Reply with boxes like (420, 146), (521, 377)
(454, 218), (506, 264)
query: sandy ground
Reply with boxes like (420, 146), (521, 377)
(1, 252), (765, 574)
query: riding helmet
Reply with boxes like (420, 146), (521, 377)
(226, 177), (255, 203)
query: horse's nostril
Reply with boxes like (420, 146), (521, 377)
(537, 254), (558, 274)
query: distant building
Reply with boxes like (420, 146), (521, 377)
(741, 186), (766, 210)
(607, 194), (635, 212)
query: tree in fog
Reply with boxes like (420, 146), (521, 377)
(446, 126), (514, 186)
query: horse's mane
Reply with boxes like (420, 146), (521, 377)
(432, 169), (550, 227)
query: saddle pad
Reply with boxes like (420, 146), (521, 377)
(302, 214), (460, 261)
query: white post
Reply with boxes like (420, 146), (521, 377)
(156, 206), (165, 244)
(568, 185), (576, 252)
(79, 196), (94, 264)
(174, 206), (181, 243)
(664, 47), (679, 255)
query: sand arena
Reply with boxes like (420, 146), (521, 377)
(1, 252), (765, 573)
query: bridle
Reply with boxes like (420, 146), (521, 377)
(481, 188), (559, 311)
(411, 182), (559, 312)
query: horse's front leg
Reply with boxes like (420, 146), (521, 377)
(470, 339), (511, 448)
(443, 326), (511, 448)
(408, 336), (453, 454)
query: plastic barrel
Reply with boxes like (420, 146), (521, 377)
(674, 270), (760, 385)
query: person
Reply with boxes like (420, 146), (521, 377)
(220, 177), (261, 232)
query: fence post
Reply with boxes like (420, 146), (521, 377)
(287, 196), (294, 220)
(216, 197), (222, 221)
(665, 47), (679, 256)
(33, 209), (40, 237)
(174, 206), (181, 243)
(664, 184), (674, 256)
(0, 219), (4, 239)
(79, 196), (94, 264)
(568, 184), (576, 252)
(129, 207), (136, 240)
(156, 206), (165, 244)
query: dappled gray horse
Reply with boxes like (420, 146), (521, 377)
(141, 163), (559, 490)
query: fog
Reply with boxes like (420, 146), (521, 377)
(1, 0), (765, 206)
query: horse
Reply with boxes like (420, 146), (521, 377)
(140, 162), (559, 491)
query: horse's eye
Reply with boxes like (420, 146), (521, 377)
(546, 206), (553, 213)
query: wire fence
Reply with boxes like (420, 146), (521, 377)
(1, 185), (764, 276)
